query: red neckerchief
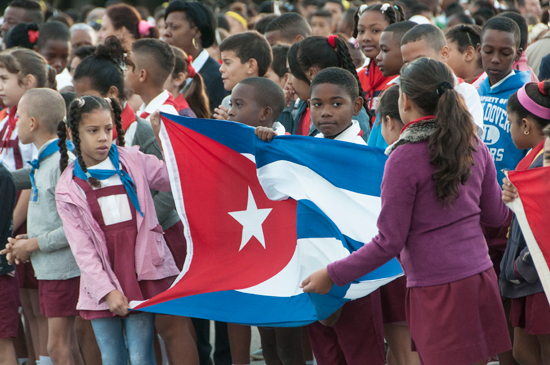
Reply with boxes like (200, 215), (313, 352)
(298, 107), (311, 136)
(401, 115), (435, 133)
(515, 140), (545, 171)
(174, 93), (190, 112)
(1, 107), (17, 153)
(113, 103), (137, 140)
(471, 73), (484, 85)
(362, 61), (391, 111)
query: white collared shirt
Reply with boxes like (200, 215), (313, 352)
(83, 157), (132, 225)
(137, 90), (178, 121)
(0, 110), (35, 171)
(315, 120), (366, 145)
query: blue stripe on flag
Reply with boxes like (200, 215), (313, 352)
(254, 136), (388, 197)
(160, 113), (256, 154)
(297, 199), (403, 282)
(133, 290), (321, 327)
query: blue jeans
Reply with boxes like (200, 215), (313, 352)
(91, 312), (155, 365)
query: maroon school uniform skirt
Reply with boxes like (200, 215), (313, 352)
(406, 268), (511, 365)
(14, 223), (39, 290)
(510, 292), (550, 335)
(307, 290), (385, 365)
(163, 220), (187, 271)
(0, 274), (20, 338)
(381, 276), (407, 324)
(74, 178), (174, 320)
(38, 276), (80, 317)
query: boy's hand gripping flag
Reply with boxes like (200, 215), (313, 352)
(507, 167), (550, 305)
(130, 114), (403, 326)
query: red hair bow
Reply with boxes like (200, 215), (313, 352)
(187, 55), (196, 79)
(328, 34), (338, 49)
(538, 81), (547, 95)
(28, 30), (39, 43)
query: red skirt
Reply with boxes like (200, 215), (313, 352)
(0, 275), (20, 338)
(163, 220), (187, 271)
(39, 277), (80, 318)
(510, 292), (550, 335)
(15, 262), (38, 289)
(406, 268), (511, 365)
(381, 276), (407, 324)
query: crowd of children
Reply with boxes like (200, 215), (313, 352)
(1, 0), (550, 364)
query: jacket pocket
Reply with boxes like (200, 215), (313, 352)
(150, 223), (166, 266)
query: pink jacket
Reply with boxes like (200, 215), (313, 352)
(55, 146), (180, 311)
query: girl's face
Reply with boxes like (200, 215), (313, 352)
(76, 109), (114, 168)
(97, 14), (119, 45)
(446, 40), (467, 79)
(287, 73), (310, 101)
(356, 11), (390, 60)
(0, 67), (30, 108)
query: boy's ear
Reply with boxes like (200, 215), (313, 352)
(29, 116), (39, 132)
(440, 45), (450, 63)
(515, 48), (523, 62)
(260, 106), (274, 123)
(353, 96), (363, 116)
(139, 68), (148, 83)
(282, 72), (289, 85)
(248, 58), (259, 76)
(294, 34), (305, 43)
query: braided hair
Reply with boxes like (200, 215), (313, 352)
(287, 35), (368, 113)
(58, 96), (125, 187)
(353, 3), (405, 38)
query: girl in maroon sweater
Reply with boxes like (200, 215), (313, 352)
(301, 58), (511, 365)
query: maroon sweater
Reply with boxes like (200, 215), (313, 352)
(328, 139), (509, 288)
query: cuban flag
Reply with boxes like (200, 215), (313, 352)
(507, 167), (550, 305)
(130, 114), (403, 326)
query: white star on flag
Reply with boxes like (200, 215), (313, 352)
(229, 187), (273, 251)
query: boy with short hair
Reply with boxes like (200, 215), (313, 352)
(264, 12), (312, 46)
(125, 38), (178, 121)
(35, 21), (71, 90)
(256, 68), (386, 365)
(264, 44), (290, 90)
(367, 21), (417, 148)
(477, 16), (530, 183)
(400, 23), (485, 132)
(214, 31), (273, 118)
(309, 10), (333, 37)
(1, 88), (82, 365)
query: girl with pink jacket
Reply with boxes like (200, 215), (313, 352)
(55, 96), (179, 365)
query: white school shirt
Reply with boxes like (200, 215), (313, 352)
(137, 90), (179, 122)
(78, 158), (133, 226)
(315, 120), (366, 145)
(0, 110), (35, 171)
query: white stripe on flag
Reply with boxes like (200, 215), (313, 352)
(257, 161), (381, 243)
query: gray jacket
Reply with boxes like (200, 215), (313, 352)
(499, 153), (544, 299)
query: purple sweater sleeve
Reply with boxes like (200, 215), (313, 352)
(478, 143), (510, 228)
(327, 147), (416, 286)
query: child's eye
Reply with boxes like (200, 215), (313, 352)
(333, 102), (342, 107)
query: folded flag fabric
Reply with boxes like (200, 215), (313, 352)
(130, 114), (403, 326)
(508, 167), (550, 305)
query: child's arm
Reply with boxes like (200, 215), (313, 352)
(255, 126), (277, 142)
(479, 145), (510, 227)
(12, 189), (30, 232)
(9, 167), (32, 190)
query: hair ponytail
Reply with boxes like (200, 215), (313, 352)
(400, 58), (476, 204)
(57, 121), (69, 172)
(184, 73), (211, 118)
(109, 97), (126, 146)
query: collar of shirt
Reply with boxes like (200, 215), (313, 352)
(192, 49), (209, 73)
(35, 138), (58, 157)
(490, 70), (515, 90)
(88, 155), (116, 171)
(138, 89), (171, 115)
(315, 120), (362, 142)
